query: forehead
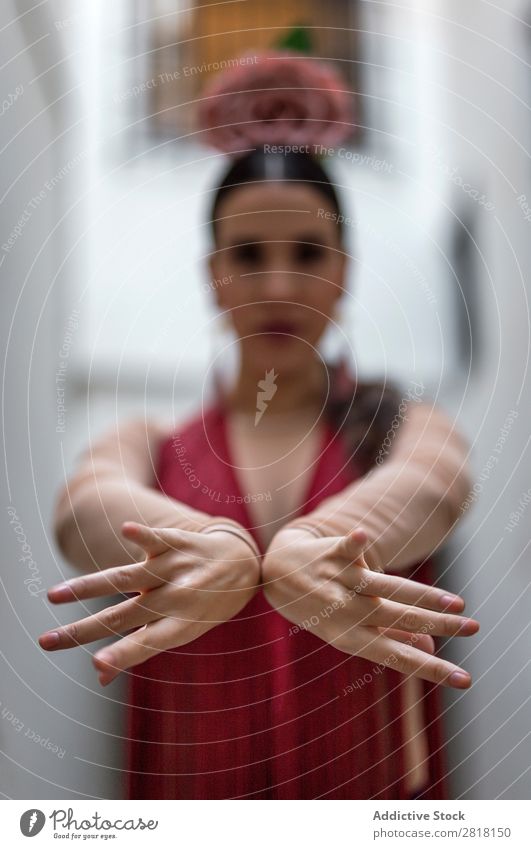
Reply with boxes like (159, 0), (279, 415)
(213, 182), (341, 243)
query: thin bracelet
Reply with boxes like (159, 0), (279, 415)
(202, 521), (261, 562)
(283, 522), (323, 539)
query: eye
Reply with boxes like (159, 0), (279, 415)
(231, 242), (262, 264)
(294, 243), (326, 263)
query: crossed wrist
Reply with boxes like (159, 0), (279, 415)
(279, 521), (323, 539)
(202, 518), (261, 564)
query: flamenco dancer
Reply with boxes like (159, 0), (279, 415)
(40, 51), (479, 799)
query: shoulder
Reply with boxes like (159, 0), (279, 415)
(82, 417), (171, 458)
(390, 399), (471, 477)
(396, 399), (469, 444)
(98, 407), (216, 448)
(156, 404), (220, 457)
(115, 416), (170, 444)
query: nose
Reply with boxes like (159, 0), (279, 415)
(261, 269), (300, 301)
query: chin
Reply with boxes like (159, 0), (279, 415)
(252, 349), (311, 380)
(248, 327), (327, 362)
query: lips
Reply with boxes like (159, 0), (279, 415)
(257, 320), (300, 336)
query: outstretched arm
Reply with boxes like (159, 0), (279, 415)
(283, 401), (473, 572)
(54, 418), (260, 573)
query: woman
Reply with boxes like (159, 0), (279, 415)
(40, 52), (478, 799)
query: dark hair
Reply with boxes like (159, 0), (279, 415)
(210, 148), (344, 245)
(326, 363), (403, 476)
(209, 148), (401, 474)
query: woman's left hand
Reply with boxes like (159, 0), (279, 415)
(262, 526), (479, 688)
(38, 521), (261, 686)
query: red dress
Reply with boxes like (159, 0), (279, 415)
(125, 401), (448, 799)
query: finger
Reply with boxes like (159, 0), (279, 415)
(92, 617), (189, 686)
(47, 562), (163, 603)
(347, 627), (473, 689)
(358, 597), (479, 638)
(333, 527), (368, 564)
(38, 594), (164, 651)
(344, 568), (466, 613)
(377, 626), (435, 655)
(122, 522), (178, 557)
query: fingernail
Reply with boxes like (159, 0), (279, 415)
(458, 619), (479, 635)
(49, 583), (73, 600)
(40, 631), (60, 649)
(448, 671), (471, 688)
(440, 594), (464, 609)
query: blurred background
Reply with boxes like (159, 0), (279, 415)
(1, 0), (530, 799)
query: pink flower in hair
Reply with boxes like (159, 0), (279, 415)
(196, 50), (354, 154)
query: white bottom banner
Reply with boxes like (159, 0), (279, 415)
(2, 799), (528, 848)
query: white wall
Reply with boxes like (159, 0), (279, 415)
(436, 0), (531, 799)
(0, 0), (125, 800)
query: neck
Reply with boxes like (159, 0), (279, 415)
(220, 357), (328, 415)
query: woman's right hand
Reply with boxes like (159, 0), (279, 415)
(40, 521), (261, 686)
(262, 526), (479, 688)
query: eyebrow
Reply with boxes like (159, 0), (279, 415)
(291, 232), (334, 246)
(225, 233), (334, 249)
(225, 236), (262, 249)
